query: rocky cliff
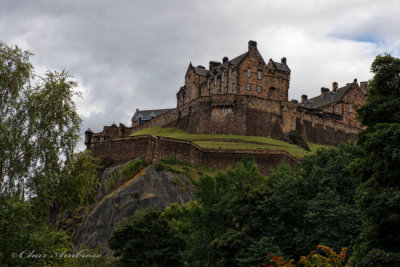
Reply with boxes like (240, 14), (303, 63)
(74, 162), (195, 251)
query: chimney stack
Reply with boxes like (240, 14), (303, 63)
(248, 40), (257, 52)
(223, 56), (229, 64)
(209, 61), (221, 71)
(360, 81), (368, 94)
(301, 94), (308, 104)
(332, 82), (338, 92)
(321, 87), (329, 95)
(281, 57), (287, 65)
(197, 65), (205, 69)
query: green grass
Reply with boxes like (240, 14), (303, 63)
(155, 157), (216, 183)
(131, 126), (326, 159)
(104, 156), (147, 194)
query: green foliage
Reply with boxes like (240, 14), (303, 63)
(0, 194), (69, 267)
(161, 157), (192, 166)
(257, 142), (362, 260)
(52, 151), (100, 215)
(104, 157), (147, 193)
(109, 207), (184, 266)
(0, 42), (104, 266)
(108, 148), (363, 266)
(350, 54), (400, 266)
(155, 157), (214, 182)
(0, 42), (82, 214)
(184, 157), (271, 266)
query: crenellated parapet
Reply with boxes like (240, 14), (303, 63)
(85, 123), (136, 149)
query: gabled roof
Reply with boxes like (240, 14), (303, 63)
(272, 60), (291, 73)
(132, 108), (174, 122)
(192, 66), (209, 76)
(208, 52), (249, 78)
(305, 83), (353, 109)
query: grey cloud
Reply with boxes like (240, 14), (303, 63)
(1, 0), (399, 148)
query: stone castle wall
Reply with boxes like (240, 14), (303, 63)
(120, 94), (359, 145)
(87, 135), (297, 176)
(128, 94), (298, 140)
(296, 107), (360, 146)
(87, 95), (362, 171)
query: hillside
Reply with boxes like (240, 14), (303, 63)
(131, 126), (325, 159)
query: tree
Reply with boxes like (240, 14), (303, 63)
(0, 42), (81, 208)
(256, 142), (363, 261)
(350, 54), (400, 266)
(0, 42), (99, 265)
(109, 208), (185, 266)
(184, 157), (271, 266)
(0, 194), (69, 267)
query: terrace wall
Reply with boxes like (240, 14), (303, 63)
(87, 135), (297, 176)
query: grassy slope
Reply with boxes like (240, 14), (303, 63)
(131, 127), (326, 159)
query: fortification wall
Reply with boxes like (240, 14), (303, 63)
(87, 135), (297, 176)
(296, 109), (359, 146)
(130, 94), (298, 140)
(89, 95), (361, 149)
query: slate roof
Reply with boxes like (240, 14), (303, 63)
(305, 84), (353, 109)
(192, 66), (209, 76)
(271, 60), (291, 73)
(132, 108), (174, 122)
(184, 49), (289, 88)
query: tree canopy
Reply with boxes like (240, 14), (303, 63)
(350, 54), (400, 266)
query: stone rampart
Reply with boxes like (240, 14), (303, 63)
(87, 135), (298, 176)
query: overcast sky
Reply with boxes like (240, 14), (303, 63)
(1, 0), (399, 147)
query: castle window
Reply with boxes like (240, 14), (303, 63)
(217, 89), (221, 94)
(257, 70), (262, 80)
(207, 80), (210, 89)
(350, 104), (353, 113)
(222, 72), (224, 82)
(224, 87), (228, 94)
(247, 68), (251, 77)
(229, 69), (232, 79)
(246, 83), (251, 91)
(257, 85), (262, 93)
(232, 82), (236, 91)
(214, 78), (217, 86)
(335, 106), (339, 114)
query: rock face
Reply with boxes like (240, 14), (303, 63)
(74, 165), (195, 251)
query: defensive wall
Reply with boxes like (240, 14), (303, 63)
(90, 94), (361, 147)
(86, 135), (298, 176)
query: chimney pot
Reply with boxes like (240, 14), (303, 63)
(223, 57), (229, 64)
(354, 78), (358, 83)
(281, 57), (287, 65)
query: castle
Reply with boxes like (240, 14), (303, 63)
(85, 41), (367, 174)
